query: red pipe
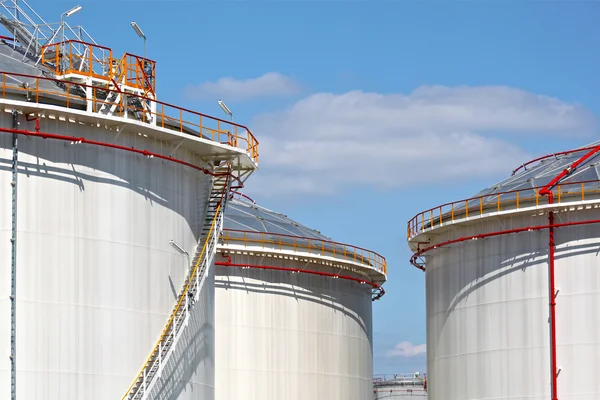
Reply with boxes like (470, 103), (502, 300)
(215, 261), (385, 301)
(0, 126), (244, 187)
(539, 146), (600, 196)
(548, 206), (558, 400)
(410, 217), (600, 270)
(24, 114), (40, 132)
(230, 191), (256, 204)
(535, 143), (600, 400)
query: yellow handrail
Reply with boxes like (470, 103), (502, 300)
(220, 230), (387, 275)
(121, 203), (222, 399)
(0, 71), (259, 164)
(407, 179), (600, 239)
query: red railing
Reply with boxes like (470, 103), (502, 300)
(511, 145), (599, 176)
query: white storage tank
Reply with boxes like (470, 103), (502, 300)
(407, 143), (600, 399)
(0, 6), (259, 399)
(373, 373), (427, 399)
(215, 195), (387, 400)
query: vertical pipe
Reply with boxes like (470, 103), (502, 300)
(547, 195), (558, 400)
(10, 110), (18, 400)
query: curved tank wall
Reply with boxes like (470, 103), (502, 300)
(214, 198), (385, 400)
(409, 144), (600, 400)
(425, 209), (600, 400)
(0, 111), (215, 399)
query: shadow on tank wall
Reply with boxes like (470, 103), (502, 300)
(152, 315), (214, 399)
(0, 126), (207, 237)
(215, 265), (373, 338)
(435, 219), (600, 332)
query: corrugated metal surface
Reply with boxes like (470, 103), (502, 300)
(0, 112), (214, 399)
(425, 208), (600, 400)
(215, 253), (373, 400)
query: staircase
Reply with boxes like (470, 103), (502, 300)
(0, 15), (42, 54)
(122, 165), (232, 400)
(98, 59), (125, 116)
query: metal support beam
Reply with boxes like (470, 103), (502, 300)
(10, 109), (19, 400)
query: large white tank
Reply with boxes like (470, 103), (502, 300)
(373, 373), (427, 399)
(0, 19), (258, 400)
(214, 196), (387, 400)
(407, 143), (600, 399)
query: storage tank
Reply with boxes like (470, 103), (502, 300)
(0, 3), (258, 399)
(373, 373), (427, 399)
(214, 195), (387, 400)
(407, 142), (600, 399)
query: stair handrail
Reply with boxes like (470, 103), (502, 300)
(121, 180), (229, 399)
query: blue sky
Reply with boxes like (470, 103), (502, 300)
(26, 0), (600, 374)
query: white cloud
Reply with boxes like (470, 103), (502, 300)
(184, 72), (301, 101)
(245, 85), (596, 197)
(386, 341), (427, 358)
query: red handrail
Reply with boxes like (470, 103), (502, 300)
(511, 144), (599, 176)
(43, 38), (112, 52)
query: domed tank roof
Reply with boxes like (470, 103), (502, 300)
(224, 195), (331, 241)
(470, 141), (600, 206)
(222, 194), (387, 283)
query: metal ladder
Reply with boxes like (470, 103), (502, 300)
(98, 59), (125, 115)
(122, 165), (232, 400)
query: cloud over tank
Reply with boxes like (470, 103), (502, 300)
(246, 85), (596, 197)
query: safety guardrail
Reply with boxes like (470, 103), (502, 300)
(407, 179), (600, 239)
(220, 229), (387, 275)
(0, 71), (259, 164)
(41, 40), (113, 81)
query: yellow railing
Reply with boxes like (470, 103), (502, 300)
(40, 41), (156, 93)
(41, 40), (113, 81)
(220, 229), (387, 275)
(122, 203), (222, 399)
(123, 53), (156, 94)
(0, 71), (259, 164)
(407, 179), (600, 239)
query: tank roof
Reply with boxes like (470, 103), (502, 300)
(471, 141), (600, 205)
(224, 196), (331, 241)
(0, 39), (64, 93)
(223, 195), (388, 285)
